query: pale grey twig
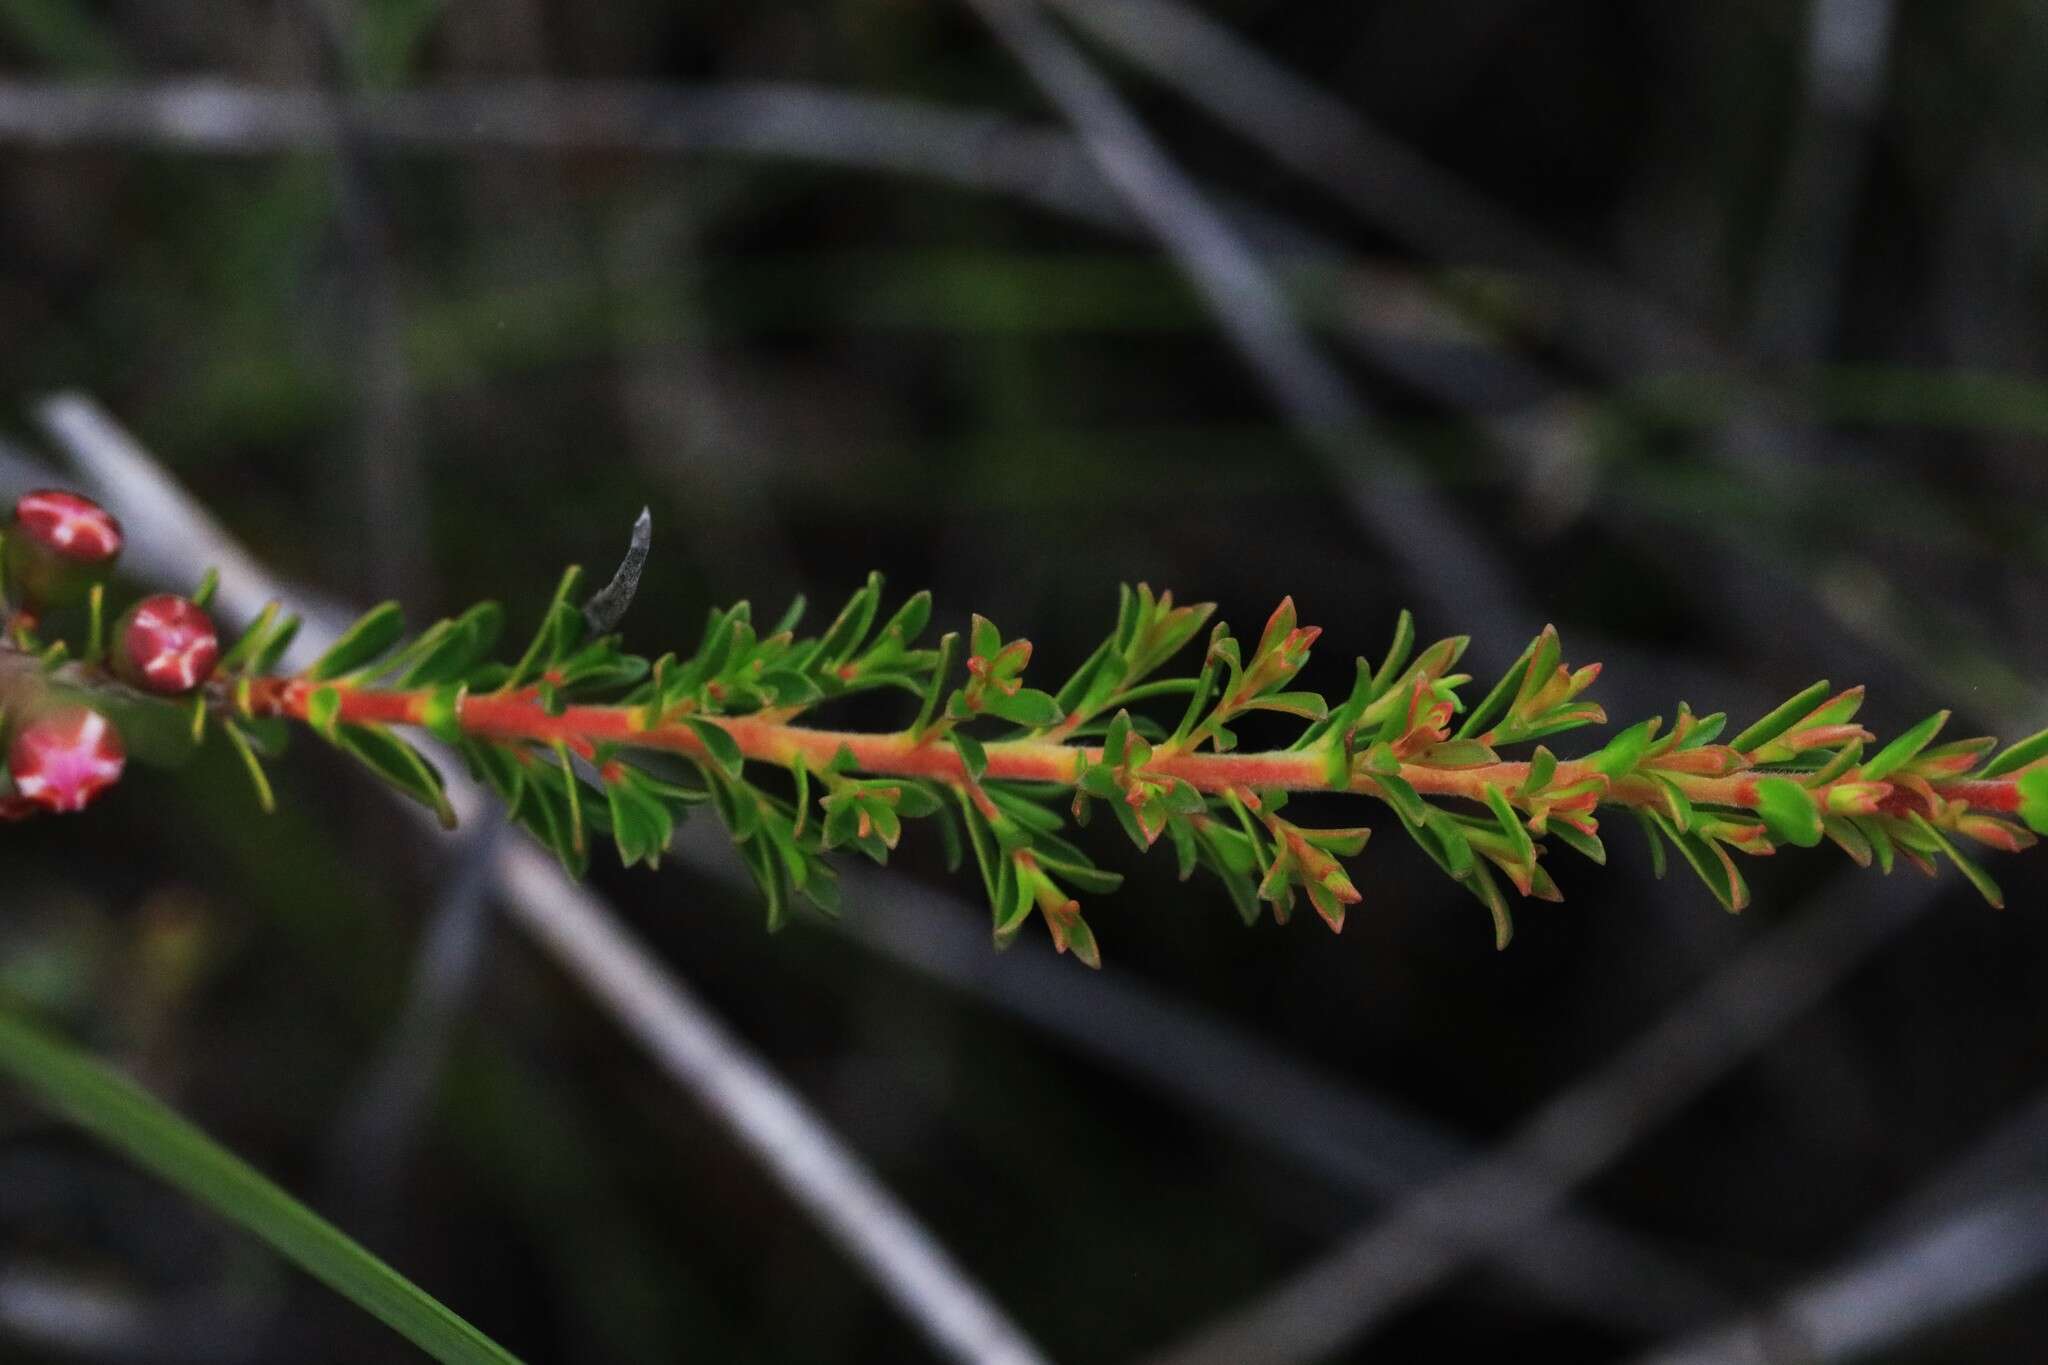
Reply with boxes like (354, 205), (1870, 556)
(1633, 1188), (2048, 1365)
(959, 0), (1538, 644)
(1630, 1077), (2048, 1364)
(327, 821), (505, 1208)
(1145, 872), (1947, 1365)
(666, 824), (1733, 1336)
(31, 392), (1051, 1365)
(1041, 0), (1722, 375)
(1744, 0), (1898, 367)
(0, 78), (1131, 232)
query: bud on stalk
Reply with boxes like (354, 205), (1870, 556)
(7, 704), (126, 813)
(6, 489), (123, 616)
(113, 594), (220, 695)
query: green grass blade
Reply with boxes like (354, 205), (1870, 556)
(0, 1010), (522, 1365)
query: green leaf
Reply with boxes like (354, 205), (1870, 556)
(1635, 810), (1668, 879)
(335, 725), (454, 829)
(308, 685), (342, 739)
(1651, 774), (1694, 832)
(952, 731), (988, 782)
(551, 741), (585, 855)
(502, 567), (585, 690)
(1907, 814), (2005, 909)
(1754, 775), (1823, 848)
(2018, 768), (2048, 837)
(1462, 859), (1512, 949)
(251, 614), (303, 675)
(1370, 609), (1415, 699)
(1859, 710), (1950, 782)
(0, 1010), (521, 1365)
(1802, 739), (1863, 788)
(1648, 812), (1746, 913)
(1550, 822), (1605, 865)
(1729, 680), (1830, 754)
(1243, 690), (1327, 721)
(1424, 808), (1475, 878)
(909, 631), (960, 738)
(1052, 635), (1118, 716)
(305, 602), (405, 682)
(1589, 718), (1658, 778)
(606, 780), (669, 868)
(1678, 708), (1728, 748)
(1031, 849), (1125, 896)
(1982, 726), (2048, 778)
(756, 670), (824, 707)
(420, 685), (464, 744)
(397, 603), (506, 688)
(217, 602), (282, 674)
(981, 686), (1062, 728)
(1513, 625), (1562, 710)
(684, 718), (745, 780)
(871, 590), (932, 651)
(1854, 815), (1896, 875)
(1822, 815), (1872, 867)
(1453, 642), (1531, 741)
(1371, 771), (1428, 826)
(221, 721), (276, 814)
(814, 573), (884, 667)
(1482, 783), (1534, 867)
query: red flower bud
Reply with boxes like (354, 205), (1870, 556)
(7, 489), (123, 612)
(114, 594), (220, 694)
(8, 705), (126, 813)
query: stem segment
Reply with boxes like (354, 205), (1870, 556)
(235, 679), (2023, 824)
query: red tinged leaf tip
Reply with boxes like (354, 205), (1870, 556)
(13, 489), (123, 562)
(115, 594), (221, 695)
(8, 706), (126, 813)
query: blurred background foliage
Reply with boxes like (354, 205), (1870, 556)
(2, 1), (2047, 1361)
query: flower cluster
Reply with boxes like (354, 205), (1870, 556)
(4, 491), (2045, 967)
(1, 490), (219, 816)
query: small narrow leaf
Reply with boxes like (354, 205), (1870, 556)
(305, 602), (405, 682)
(952, 731), (988, 782)
(1370, 609), (1415, 698)
(684, 718), (745, 780)
(1551, 822), (1605, 865)
(1908, 814), (2005, 909)
(334, 725), (454, 829)
(308, 686), (342, 739)
(1982, 726), (2048, 778)
(1730, 680), (1832, 754)
(221, 721), (276, 814)
(981, 687), (1062, 728)
(2018, 768), (2048, 837)
(1860, 710), (1950, 782)
(1754, 775), (1823, 848)
(1483, 783), (1534, 868)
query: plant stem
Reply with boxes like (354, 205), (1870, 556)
(236, 678), (2023, 824)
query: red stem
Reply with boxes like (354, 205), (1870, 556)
(238, 678), (2027, 825)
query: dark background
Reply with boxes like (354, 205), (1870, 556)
(2, 2), (2046, 1361)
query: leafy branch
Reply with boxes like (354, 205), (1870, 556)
(4, 491), (2045, 967)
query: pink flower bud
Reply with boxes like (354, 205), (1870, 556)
(8, 706), (126, 813)
(7, 489), (123, 611)
(14, 490), (122, 563)
(114, 594), (220, 695)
